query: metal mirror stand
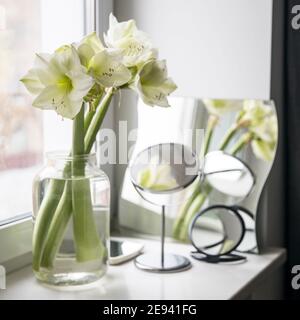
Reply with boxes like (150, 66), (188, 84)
(130, 143), (199, 272)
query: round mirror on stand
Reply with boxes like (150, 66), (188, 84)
(130, 142), (201, 272)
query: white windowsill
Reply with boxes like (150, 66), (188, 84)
(0, 237), (286, 300)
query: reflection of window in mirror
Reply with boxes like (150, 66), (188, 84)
(128, 97), (206, 163)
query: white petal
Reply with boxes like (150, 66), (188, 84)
(20, 69), (44, 95)
(52, 45), (81, 74)
(55, 96), (83, 119)
(34, 53), (51, 69)
(105, 14), (137, 48)
(67, 70), (94, 101)
(133, 77), (169, 107)
(33, 53), (60, 86)
(141, 86), (170, 107)
(117, 37), (157, 67)
(139, 60), (168, 85)
(32, 85), (84, 119)
(131, 59), (177, 107)
(77, 43), (95, 67)
(81, 32), (104, 53)
(108, 13), (118, 28)
(89, 50), (131, 87)
(32, 85), (64, 110)
(34, 67), (58, 86)
(160, 78), (177, 95)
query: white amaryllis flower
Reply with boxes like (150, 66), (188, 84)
(21, 45), (93, 119)
(239, 100), (278, 161)
(76, 31), (131, 88)
(104, 13), (157, 67)
(130, 59), (177, 107)
(88, 50), (131, 87)
(203, 99), (242, 117)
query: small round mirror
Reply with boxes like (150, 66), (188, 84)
(189, 205), (245, 257)
(204, 151), (255, 204)
(130, 143), (200, 206)
(235, 207), (257, 253)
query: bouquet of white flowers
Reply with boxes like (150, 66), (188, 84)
(21, 14), (177, 283)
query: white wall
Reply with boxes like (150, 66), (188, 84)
(114, 0), (273, 99)
(114, 0), (274, 217)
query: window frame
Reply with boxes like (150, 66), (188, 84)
(0, 0), (111, 272)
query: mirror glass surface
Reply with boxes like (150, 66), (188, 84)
(204, 151), (255, 205)
(235, 208), (256, 252)
(190, 207), (244, 256)
(130, 143), (200, 206)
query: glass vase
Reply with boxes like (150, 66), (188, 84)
(32, 152), (110, 286)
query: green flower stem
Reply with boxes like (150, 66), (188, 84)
(175, 131), (253, 242)
(172, 114), (217, 241)
(32, 162), (73, 271)
(71, 105), (87, 261)
(38, 91), (114, 268)
(84, 109), (96, 135)
(73, 103), (85, 158)
(203, 115), (218, 155)
(72, 178), (105, 262)
(72, 104), (105, 262)
(40, 181), (72, 268)
(219, 124), (239, 151)
(172, 120), (254, 242)
(178, 192), (207, 241)
(230, 132), (253, 156)
(84, 94), (103, 134)
(85, 88), (114, 153)
(39, 105), (86, 269)
(32, 179), (65, 271)
(172, 185), (200, 240)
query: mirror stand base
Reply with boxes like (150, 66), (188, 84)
(135, 253), (191, 272)
(191, 252), (247, 264)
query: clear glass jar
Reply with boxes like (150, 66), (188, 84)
(32, 152), (110, 286)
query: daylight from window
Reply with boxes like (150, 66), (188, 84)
(0, 0), (84, 222)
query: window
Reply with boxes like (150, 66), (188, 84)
(0, 0), (43, 223)
(0, 0), (85, 225)
(0, 0), (104, 270)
